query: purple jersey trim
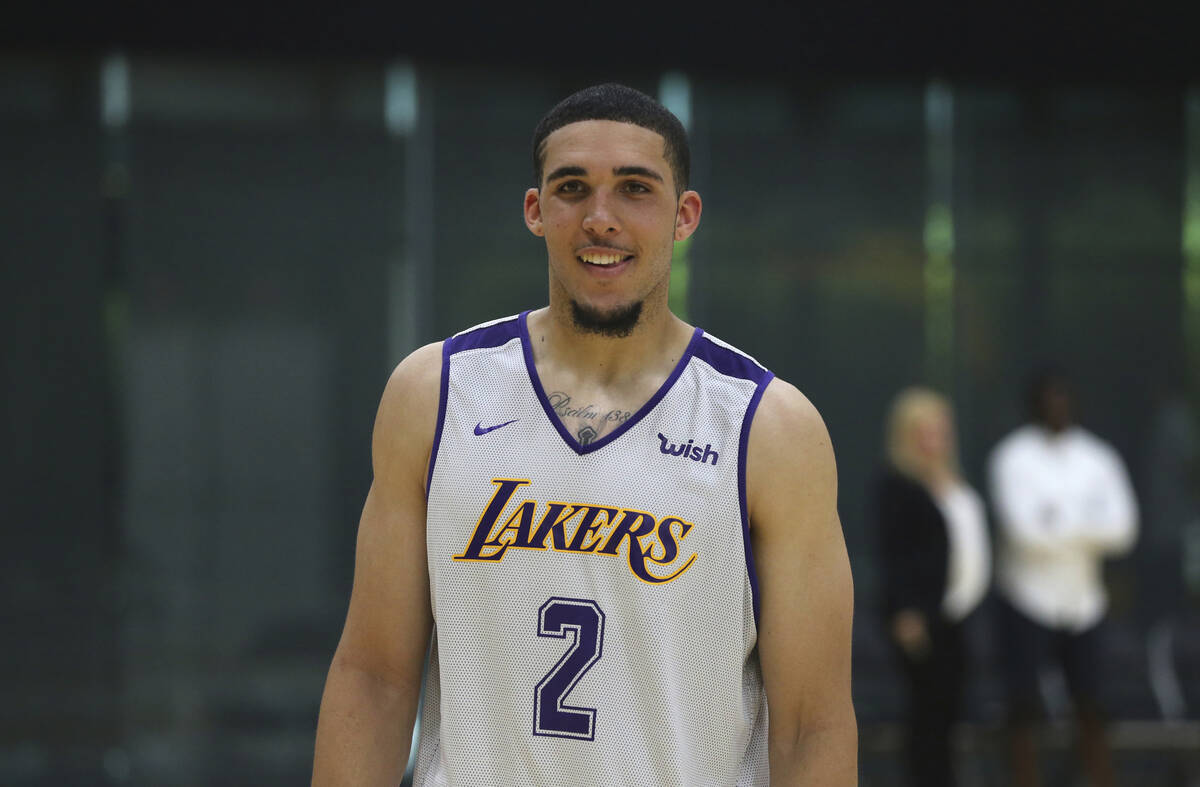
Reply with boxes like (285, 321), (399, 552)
(425, 341), (452, 502)
(738, 371), (774, 627)
(447, 316), (523, 354)
(691, 335), (770, 384)
(518, 310), (704, 456)
(427, 316), (523, 500)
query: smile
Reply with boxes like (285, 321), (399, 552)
(578, 251), (634, 267)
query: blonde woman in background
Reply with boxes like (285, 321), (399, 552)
(874, 387), (991, 787)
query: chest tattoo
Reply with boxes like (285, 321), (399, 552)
(547, 391), (634, 445)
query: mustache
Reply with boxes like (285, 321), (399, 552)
(575, 243), (633, 254)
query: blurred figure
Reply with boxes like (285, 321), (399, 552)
(988, 368), (1138, 787)
(875, 387), (990, 787)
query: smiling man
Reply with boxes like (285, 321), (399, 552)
(312, 84), (857, 786)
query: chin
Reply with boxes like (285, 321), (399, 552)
(570, 299), (643, 338)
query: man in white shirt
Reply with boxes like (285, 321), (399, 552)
(988, 368), (1138, 787)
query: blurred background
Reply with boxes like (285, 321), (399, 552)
(3, 2), (1200, 784)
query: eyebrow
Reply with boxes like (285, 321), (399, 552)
(546, 165), (587, 182)
(545, 165), (665, 183)
(614, 165), (664, 182)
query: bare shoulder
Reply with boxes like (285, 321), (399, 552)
(373, 341), (444, 484)
(752, 377), (833, 449)
(747, 378), (837, 517)
(382, 340), (443, 402)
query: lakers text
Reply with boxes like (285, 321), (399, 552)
(453, 478), (698, 584)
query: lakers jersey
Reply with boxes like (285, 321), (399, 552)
(413, 311), (774, 786)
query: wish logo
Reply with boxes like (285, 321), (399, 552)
(657, 433), (719, 466)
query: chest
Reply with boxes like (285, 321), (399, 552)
(427, 348), (753, 588)
(1019, 444), (1109, 502)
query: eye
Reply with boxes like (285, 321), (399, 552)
(621, 180), (652, 194)
(556, 180), (586, 195)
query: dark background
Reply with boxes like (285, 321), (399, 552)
(4, 3), (1200, 785)
(6, 1), (1200, 80)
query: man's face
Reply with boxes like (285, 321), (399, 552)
(524, 120), (700, 334)
(1037, 381), (1075, 432)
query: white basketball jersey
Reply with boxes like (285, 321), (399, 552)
(414, 311), (774, 786)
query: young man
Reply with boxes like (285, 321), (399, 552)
(312, 83), (857, 785)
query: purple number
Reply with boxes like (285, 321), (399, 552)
(533, 598), (605, 740)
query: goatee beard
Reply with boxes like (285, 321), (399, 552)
(570, 300), (643, 338)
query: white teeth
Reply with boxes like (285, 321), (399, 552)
(580, 253), (625, 266)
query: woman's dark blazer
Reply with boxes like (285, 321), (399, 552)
(874, 466), (950, 624)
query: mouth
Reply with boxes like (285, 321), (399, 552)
(577, 248), (634, 268)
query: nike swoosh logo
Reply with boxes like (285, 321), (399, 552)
(474, 419), (519, 436)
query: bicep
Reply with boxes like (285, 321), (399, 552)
(748, 382), (855, 741)
(753, 501), (855, 734)
(1084, 450), (1139, 551)
(1103, 451), (1138, 518)
(335, 479), (433, 690)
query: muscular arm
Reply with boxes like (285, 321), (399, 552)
(748, 379), (857, 785)
(312, 342), (442, 786)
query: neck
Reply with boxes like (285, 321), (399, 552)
(528, 297), (692, 385)
(902, 461), (955, 492)
(925, 466), (956, 493)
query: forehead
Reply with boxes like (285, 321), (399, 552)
(541, 120), (670, 176)
(906, 398), (949, 425)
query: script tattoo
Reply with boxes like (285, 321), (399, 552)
(547, 391), (633, 426)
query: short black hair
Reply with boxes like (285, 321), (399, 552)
(532, 83), (690, 196)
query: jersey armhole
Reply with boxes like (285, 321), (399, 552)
(738, 371), (775, 627)
(424, 341), (452, 501)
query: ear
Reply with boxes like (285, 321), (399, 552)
(524, 188), (545, 237)
(674, 190), (702, 241)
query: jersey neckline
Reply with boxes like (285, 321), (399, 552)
(517, 310), (704, 456)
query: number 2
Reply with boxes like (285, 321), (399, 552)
(533, 597), (605, 740)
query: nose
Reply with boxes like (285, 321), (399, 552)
(581, 193), (620, 236)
